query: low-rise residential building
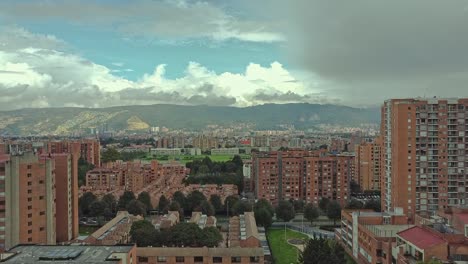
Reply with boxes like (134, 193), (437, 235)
(336, 208), (412, 264)
(0, 244), (136, 263)
(153, 211), (180, 230)
(84, 211), (141, 245)
(189, 212), (217, 229)
(211, 148), (239, 156)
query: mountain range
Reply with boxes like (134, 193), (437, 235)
(0, 103), (380, 135)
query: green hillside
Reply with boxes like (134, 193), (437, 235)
(0, 103), (380, 135)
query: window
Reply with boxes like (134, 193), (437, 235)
(28, 222), (32, 226)
(27, 165), (32, 169)
(40, 211), (45, 215)
(28, 198), (32, 202)
(231, 256), (242, 263)
(39, 196), (44, 200)
(250, 256), (261, 263)
(175, 256), (184, 263)
(40, 227), (44, 231)
(157, 256), (167, 262)
(27, 173), (32, 178)
(28, 230), (32, 234)
(28, 237), (32, 242)
(27, 181), (32, 186)
(213, 257), (223, 263)
(194, 256), (203, 262)
(27, 213), (32, 218)
(138, 257), (148, 263)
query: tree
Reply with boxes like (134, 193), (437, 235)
(101, 148), (121, 163)
(138, 192), (153, 211)
(292, 199), (305, 213)
(224, 195), (239, 216)
(200, 200), (215, 216)
(168, 201), (181, 211)
(172, 191), (187, 210)
(299, 238), (346, 264)
(101, 193), (117, 213)
(209, 194), (223, 213)
(88, 200), (106, 217)
(319, 197), (330, 214)
(275, 200), (295, 222)
(364, 199), (381, 212)
(255, 199), (275, 216)
(79, 192), (97, 216)
(118, 191), (136, 210)
(304, 203), (319, 225)
(201, 226), (223, 247)
(127, 199), (147, 216)
(169, 223), (204, 247)
(326, 201), (342, 225)
(232, 200), (253, 215)
(158, 195), (170, 213)
(345, 199), (364, 209)
(350, 180), (362, 194)
(78, 158), (95, 186)
(130, 220), (157, 247)
(187, 190), (206, 211)
(254, 207), (273, 228)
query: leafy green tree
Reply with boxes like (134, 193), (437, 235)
(101, 193), (117, 212)
(255, 198), (275, 215)
(79, 192), (97, 216)
(209, 194), (223, 213)
(200, 200), (215, 216)
(345, 199), (364, 209)
(88, 200), (106, 217)
(172, 191), (187, 210)
(319, 197), (330, 214)
(78, 158), (95, 186)
(232, 200), (253, 215)
(101, 148), (121, 163)
(118, 191), (136, 209)
(187, 190), (206, 211)
(224, 195), (239, 216)
(350, 180), (362, 194)
(168, 201), (181, 211)
(304, 203), (320, 225)
(127, 199), (147, 216)
(299, 238), (346, 264)
(138, 191), (153, 211)
(364, 199), (381, 212)
(169, 222), (204, 247)
(275, 200), (295, 222)
(157, 195), (169, 213)
(201, 226), (223, 247)
(292, 199), (305, 213)
(326, 201), (342, 225)
(130, 220), (157, 247)
(254, 207), (273, 228)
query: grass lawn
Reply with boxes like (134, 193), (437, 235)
(267, 228), (309, 264)
(79, 225), (99, 236)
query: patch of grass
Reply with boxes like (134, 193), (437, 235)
(79, 225), (99, 236)
(267, 228), (308, 264)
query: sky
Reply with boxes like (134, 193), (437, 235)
(1, 0), (468, 110)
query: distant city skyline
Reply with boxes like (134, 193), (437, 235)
(1, 0), (468, 111)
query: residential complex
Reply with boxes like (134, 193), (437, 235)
(252, 150), (354, 206)
(0, 151), (79, 251)
(354, 137), (384, 191)
(382, 98), (468, 220)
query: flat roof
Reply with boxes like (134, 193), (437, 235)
(397, 226), (445, 250)
(3, 245), (134, 263)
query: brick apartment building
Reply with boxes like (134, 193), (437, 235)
(252, 150), (354, 206)
(382, 98), (468, 221)
(336, 208), (412, 264)
(47, 139), (100, 167)
(354, 137), (384, 191)
(0, 151), (79, 251)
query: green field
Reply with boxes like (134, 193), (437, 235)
(267, 228), (309, 264)
(147, 154), (251, 164)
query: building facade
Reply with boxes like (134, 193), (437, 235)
(354, 137), (383, 191)
(382, 98), (468, 220)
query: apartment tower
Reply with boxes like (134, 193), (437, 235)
(382, 98), (468, 220)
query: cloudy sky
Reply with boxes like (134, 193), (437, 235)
(1, 0), (468, 110)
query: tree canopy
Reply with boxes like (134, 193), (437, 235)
(326, 201), (342, 225)
(275, 200), (295, 222)
(304, 203), (320, 224)
(138, 192), (153, 211)
(299, 238), (346, 264)
(118, 191), (136, 210)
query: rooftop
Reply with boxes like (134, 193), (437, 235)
(2, 245), (135, 263)
(397, 226), (446, 250)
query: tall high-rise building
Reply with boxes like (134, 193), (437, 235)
(0, 149), (79, 252)
(1, 152), (56, 251)
(382, 98), (468, 220)
(354, 137), (383, 191)
(252, 150), (353, 206)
